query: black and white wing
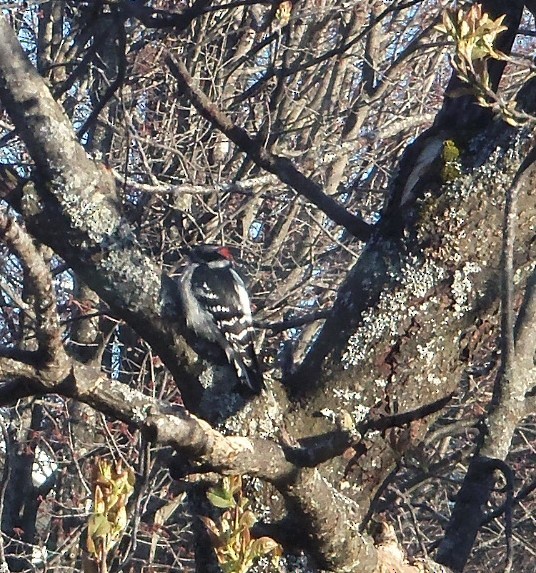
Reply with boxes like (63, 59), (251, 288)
(182, 262), (264, 394)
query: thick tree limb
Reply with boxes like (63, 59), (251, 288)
(0, 354), (380, 571)
(292, 0), (530, 390)
(515, 271), (536, 371)
(436, 145), (536, 573)
(285, 86), (536, 573)
(0, 17), (203, 408)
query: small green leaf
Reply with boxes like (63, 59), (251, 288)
(250, 536), (282, 558)
(207, 491), (235, 509)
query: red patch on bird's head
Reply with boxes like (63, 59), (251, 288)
(218, 246), (234, 260)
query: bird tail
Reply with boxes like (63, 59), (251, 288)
(237, 352), (265, 395)
(224, 340), (265, 394)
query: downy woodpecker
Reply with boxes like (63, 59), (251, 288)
(179, 245), (264, 394)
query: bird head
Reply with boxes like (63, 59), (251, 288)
(186, 244), (234, 264)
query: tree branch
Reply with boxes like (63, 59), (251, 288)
(122, 0), (215, 30)
(165, 53), (373, 241)
(0, 212), (63, 363)
(0, 17), (203, 407)
(436, 141), (536, 573)
(0, 360), (379, 571)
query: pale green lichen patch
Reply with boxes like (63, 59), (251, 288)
(224, 386), (285, 440)
(374, 378), (388, 388)
(99, 249), (161, 311)
(514, 260), (536, 284)
(332, 388), (370, 423)
(51, 164), (119, 241)
(339, 133), (530, 406)
(62, 191), (118, 243)
(131, 404), (151, 424)
(451, 262), (482, 318)
(342, 256), (447, 368)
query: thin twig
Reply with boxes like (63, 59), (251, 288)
(0, 420), (11, 568)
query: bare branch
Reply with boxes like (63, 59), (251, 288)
(0, 211), (64, 363)
(0, 18), (113, 196)
(258, 310), (330, 333)
(0, 19), (204, 407)
(514, 244), (536, 369)
(165, 53), (373, 241)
